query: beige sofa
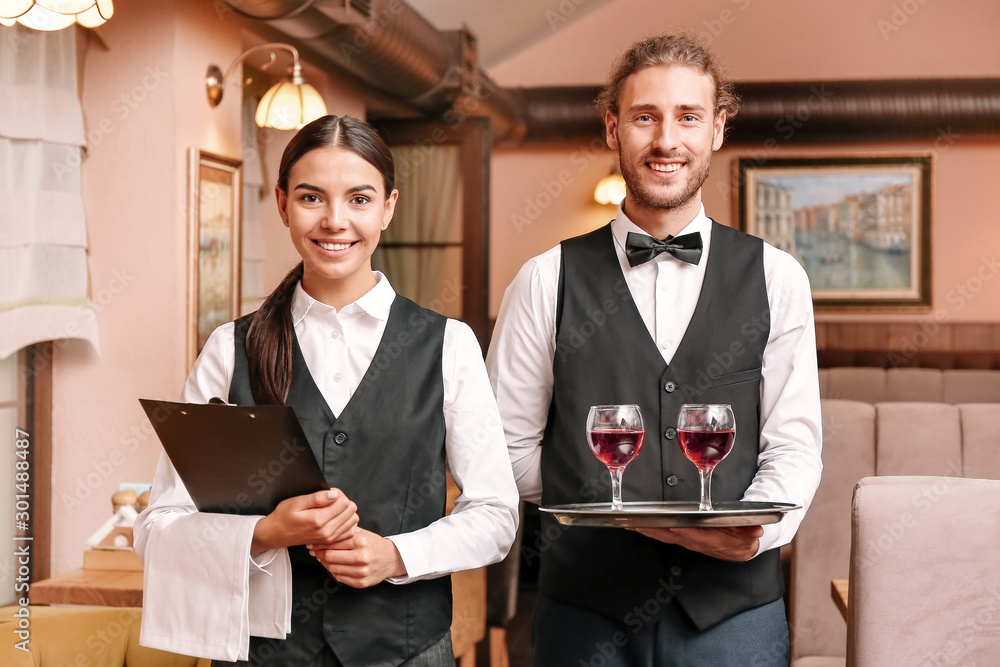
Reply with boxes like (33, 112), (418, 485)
(789, 399), (1000, 666)
(818, 367), (1000, 404)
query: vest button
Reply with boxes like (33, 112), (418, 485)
(334, 432), (347, 445)
(664, 381), (676, 392)
(664, 428), (676, 439)
(666, 475), (679, 486)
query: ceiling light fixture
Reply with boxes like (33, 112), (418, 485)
(0, 0), (113, 30)
(206, 42), (327, 131)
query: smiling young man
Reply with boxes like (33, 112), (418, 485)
(487, 34), (823, 666)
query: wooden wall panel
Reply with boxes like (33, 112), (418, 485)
(954, 324), (997, 351)
(818, 322), (997, 351)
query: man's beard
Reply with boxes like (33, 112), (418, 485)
(619, 149), (712, 213)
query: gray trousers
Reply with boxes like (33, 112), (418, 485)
(532, 593), (789, 667)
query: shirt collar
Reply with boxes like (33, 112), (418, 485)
(611, 203), (712, 250)
(290, 271), (396, 326)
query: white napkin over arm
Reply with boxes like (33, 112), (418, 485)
(134, 453), (292, 661)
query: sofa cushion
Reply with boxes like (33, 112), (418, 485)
(960, 404), (1000, 479)
(943, 370), (1000, 404)
(884, 368), (943, 402)
(824, 368), (887, 404)
(790, 399), (875, 662)
(818, 369), (830, 399)
(874, 403), (962, 477)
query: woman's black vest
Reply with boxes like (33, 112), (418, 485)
(229, 294), (452, 666)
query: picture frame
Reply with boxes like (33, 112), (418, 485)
(736, 155), (931, 311)
(188, 148), (242, 367)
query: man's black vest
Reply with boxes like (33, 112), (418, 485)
(229, 293), (452, 666)
(540, 221), (783, 630)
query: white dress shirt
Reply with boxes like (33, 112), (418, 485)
(486, 205), (823, 556)
(135, 273), (519, 661)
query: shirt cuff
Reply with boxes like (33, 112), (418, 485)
(247, 515), (278, 575)
(250, 548), (280, 574)
(384, 533), (427, 584)
(750, 523), (781, 559)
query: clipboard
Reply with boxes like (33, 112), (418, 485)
(138, 398), (330, 515)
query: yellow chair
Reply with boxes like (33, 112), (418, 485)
(0, 605), (210, 666)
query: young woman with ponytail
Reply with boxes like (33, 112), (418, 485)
(134, 116), (519, 667)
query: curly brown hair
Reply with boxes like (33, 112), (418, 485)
(595, 33), (739, 122)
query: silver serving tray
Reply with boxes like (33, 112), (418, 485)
(540, 501), (801, 528)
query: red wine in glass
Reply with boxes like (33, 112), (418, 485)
(587, 429), (645, 468)
(678, 428), (735, 468)
(586, 405), (644, 511)
(676, 404), (736, 510)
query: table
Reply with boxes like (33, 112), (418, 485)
(831, 578), (849, 620)
(30, 568), (143, 607)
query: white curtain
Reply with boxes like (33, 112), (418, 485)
(0, 24), (97, 359)
(375, 143), (462, 309)
(240, 99), (266, 316)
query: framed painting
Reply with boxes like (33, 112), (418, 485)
(736, 155), (931, 311)
(188, 148), (242, 367)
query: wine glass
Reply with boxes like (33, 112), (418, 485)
(676, 404), (736, 511)
(586, 405), (645, 511)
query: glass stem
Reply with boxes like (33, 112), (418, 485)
(698, 467), (714, 511)
(609, 467), (625, 511)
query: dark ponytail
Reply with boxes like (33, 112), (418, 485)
(245, 115), (395, 404)
(246, 262), (302, 405)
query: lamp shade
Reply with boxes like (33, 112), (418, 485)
(0, 0), (113, 30)
(206, 43), (327, 130)
(594, 171), (627, 205)
(255, 79), (328, 131)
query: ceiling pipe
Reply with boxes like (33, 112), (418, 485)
(221, 0), (527, 143)
(224, 1), (1000, 146)
(509, 79), (1000, 145)
(729, 78), (1000, 144)
(223, 0), (451, 102)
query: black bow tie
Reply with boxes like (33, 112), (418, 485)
(624, 231), (703, 267)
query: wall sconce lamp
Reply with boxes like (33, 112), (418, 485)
(0, 0), (113, 30)
(206, 42), (328, 131)
(594, 164), (627, 205)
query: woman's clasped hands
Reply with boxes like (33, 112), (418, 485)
(251, 488), (406, 589)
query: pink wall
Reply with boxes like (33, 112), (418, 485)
(61, 0), (201, 576)
(487, 0), (1000, 322)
